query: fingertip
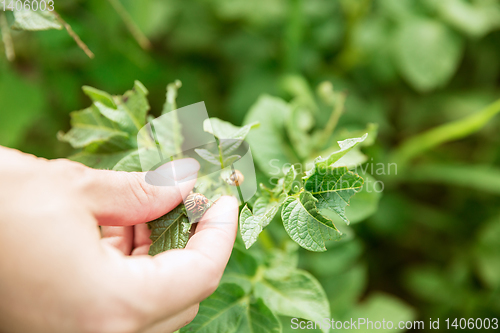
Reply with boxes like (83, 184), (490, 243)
(197, 195), (239, 229)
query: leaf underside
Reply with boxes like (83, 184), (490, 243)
(148, 204), (191, 255)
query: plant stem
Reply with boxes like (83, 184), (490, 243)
(0, 12), (15, 61)
(284, 0), (303, 73)
(320, 91), (346, 144)
(392, 98), (500, 169)
(107, 0), (151, 50)
(53, 12), (94, 59)
(217, 138), (224, 168)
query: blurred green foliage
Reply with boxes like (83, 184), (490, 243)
(2, 0), (500, 330)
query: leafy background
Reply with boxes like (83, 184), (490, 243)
(2, 0), (500, 331)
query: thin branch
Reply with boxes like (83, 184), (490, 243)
(52, 11), (94, 59)
(107, 0), (151, 50)
(0, 12), (15, 61)
(320, 91), (346, 143)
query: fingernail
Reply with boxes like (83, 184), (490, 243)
(146, 158), (200, 186)
(170, 158), (200, 180)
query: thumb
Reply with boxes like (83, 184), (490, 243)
(83, 158), (200, 226)
(114, 196), (238, 326)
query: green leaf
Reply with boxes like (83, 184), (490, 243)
(223, 155), (241, 166)
(434, 0), (500, 38)
(181, 283), (246, 333)
(195, 148), (221, 166)
(341, 293), (415, 333)
(162, 80), (182, 115)
(240, 199), (281, 249)
(335, 123), (378, 147)
(254, 270), (330, 333)
(475, 215), (500, 289)
(182, 283), (281, 333)
(281, 75), (318, 113)
(222, 247), (258, 293)
(244, 95), (299, 177)
(404, 266), (455, 303)
(286, 104), (314, 160)
(281, 192), (342, 252)
(203, 117), (259, 155)
(283, 166), (296, 194)
(394, 18), (463, 92)
(82, 86), (116, 109)
(94, 102), (136, 132)
(148, 204), (191, 255)
(114, 81), (149, 130)
(305, 240), (363, 278)
(59, 84), (150, 152)
(324, 175), (381, 225)
(113, 148), (161, 172)
(238, 298), (282, 333)
(112, 151), (143, 172)
(304, 166), (364, 225)
(157, 80), (184, 156)
(312, 134), (367, 170)
(69, 150), (134, 169)
(264, 242), (299, 281)
(12, 10), (62, 31)
(58, 125), (128, 149)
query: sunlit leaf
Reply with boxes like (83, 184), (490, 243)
(281, 192), (342, 252)
(82, 86), (116, 109)
(312, 134), (367, 170)
(394, 18), (463, 92)
(12, 10), (62, 31)
(254, 270), (330, 333)
(244, 95), (299, 177)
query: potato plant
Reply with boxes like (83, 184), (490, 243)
(58, 77), (380, 332)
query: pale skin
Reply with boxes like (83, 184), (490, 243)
(0, 146), (239, 333)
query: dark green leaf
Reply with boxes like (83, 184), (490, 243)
(182, 283), (281, 333)
(304, 166), (364, 225)
(148, 204), (191, 255)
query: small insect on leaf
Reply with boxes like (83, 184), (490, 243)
(185, 193), (211, 215)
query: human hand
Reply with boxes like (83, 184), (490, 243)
(0, 146), (238, 333)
